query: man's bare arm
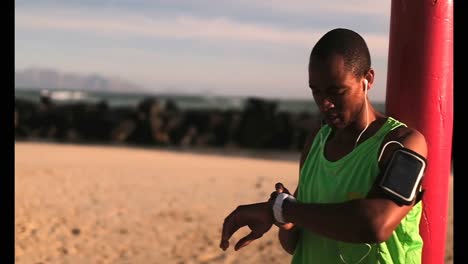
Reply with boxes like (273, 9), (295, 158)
(281, 128), (427, 244)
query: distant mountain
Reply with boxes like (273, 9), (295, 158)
(15, 68), (149, 93)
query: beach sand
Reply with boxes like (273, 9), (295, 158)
(15, 142), (453, 264)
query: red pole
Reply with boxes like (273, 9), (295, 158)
(385, 1), (453, 263)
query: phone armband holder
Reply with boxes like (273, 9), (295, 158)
(378, 147), (427, 205)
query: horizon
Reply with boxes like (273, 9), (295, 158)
(15, 1), (391, 101)
(15, 86), (388, 106)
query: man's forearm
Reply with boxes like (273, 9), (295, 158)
(278, 226), (299, 255)
(282, 198), (392, 243)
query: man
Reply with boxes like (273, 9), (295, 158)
(219, 28), (427, 264)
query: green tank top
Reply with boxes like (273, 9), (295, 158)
(292, 117), (423, 264)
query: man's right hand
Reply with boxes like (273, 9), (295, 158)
(269, 182), (292, 199)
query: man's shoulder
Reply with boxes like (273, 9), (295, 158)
(385, 124), (425, 144)
(381, 123), (427, 160)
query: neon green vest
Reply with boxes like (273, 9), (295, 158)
(292, 117), (423, 264)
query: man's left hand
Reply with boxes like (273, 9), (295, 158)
(220, 202), (274, 251)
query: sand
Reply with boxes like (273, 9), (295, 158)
(15, 142), (453, 264)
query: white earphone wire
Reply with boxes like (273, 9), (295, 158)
(353, 80), (369, 149)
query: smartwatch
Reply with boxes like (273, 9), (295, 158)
(273, 193), (297, 224)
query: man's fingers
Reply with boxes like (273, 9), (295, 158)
(275, 182), (291, 195)
(220, 211), (241, 251)
(220, 239), (229, 251)
(234, 231), (263, 251)
(275, 182), (283, 192)
(270, 183), (291, 203)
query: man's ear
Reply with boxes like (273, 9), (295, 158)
(365, 68), (375, 91)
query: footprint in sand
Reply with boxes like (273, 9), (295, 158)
(255, 176), (264, 189)
(71, 228), (81, 236)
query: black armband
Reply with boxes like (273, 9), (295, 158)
(379, 147), (427, 205)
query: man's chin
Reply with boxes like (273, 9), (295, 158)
(326, 118), (346, 129)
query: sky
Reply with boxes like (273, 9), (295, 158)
(15, 1), (392, 101)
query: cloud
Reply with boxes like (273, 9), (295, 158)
(237, 0), (390, 16)
(16, 0), (391, 18)
(15, 4), (391, 100)
(15, 7), (389, 57)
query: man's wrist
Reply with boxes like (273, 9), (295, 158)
(272, 193), (297, 224)
(281, 198), (296, 223)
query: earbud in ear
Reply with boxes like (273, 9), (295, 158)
(363, 79), (368, 95)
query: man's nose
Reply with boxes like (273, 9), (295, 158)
(319, 97), (335, 112)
